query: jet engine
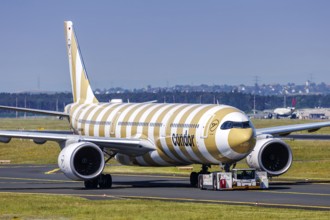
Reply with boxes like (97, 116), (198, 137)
(246, 137), (292, 176)
(58, 142), (105, 181)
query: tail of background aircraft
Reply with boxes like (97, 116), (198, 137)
(64, 21), (98, 104)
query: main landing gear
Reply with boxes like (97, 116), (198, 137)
(84, 174), (112, 189)
(84, 151), (116, 189)
(190, 164), (210, 187)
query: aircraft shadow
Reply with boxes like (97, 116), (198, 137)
(111, 179), (190, 189)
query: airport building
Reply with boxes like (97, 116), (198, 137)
(297, 108), (330, 120)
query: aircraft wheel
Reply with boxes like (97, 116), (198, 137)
(190, 172), (198, 187)
(84, 178), (98, 189)
(99, 174), (112, 189)
(105, 174), (112, 188)
(98, 175), (106, 189)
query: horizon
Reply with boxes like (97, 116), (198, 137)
(1, 79), (328, 95)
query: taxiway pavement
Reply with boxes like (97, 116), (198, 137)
(0, 165), (329, 210)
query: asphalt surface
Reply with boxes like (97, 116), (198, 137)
(0, 165), (329, 210)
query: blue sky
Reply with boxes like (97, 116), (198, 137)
(0, 0), (329, 92)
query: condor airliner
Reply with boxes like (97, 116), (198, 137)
(0, 21), (329, 189)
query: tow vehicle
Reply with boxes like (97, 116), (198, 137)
(198, 168), (268, 190)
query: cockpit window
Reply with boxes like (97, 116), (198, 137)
(220, 121), (251, 130)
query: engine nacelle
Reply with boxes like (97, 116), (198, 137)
(58, 142), (105, 181)
(246, 138), (292, 176)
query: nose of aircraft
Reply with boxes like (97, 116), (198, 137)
(228, 127), (256, 154)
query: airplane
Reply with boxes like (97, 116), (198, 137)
(0, 21), (330, 189)
(273, 98), (297, 119)
(273, 107), (296, 118)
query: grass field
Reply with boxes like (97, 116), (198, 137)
(0, 193), (329, 220)
(0, 117), (70, 130)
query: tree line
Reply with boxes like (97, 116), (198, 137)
(0, 92), (330, 117)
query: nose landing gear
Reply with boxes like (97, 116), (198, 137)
(190, 164), (210, 187)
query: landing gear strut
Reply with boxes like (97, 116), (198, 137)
(84, 151), (116, 189)
(221, 162), (236, 172)
(190, 164), (211, 187)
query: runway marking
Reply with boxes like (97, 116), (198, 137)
(313, 182), (330, 185)
(117, 195), (330, 210)
(0, 191), (328, 211)
(0, 181), (53, 184)
(259, 190), (330, 197)
(0, 177), (76, 183)
(44, 168), (60, 175)
(0, 165), (54, 169)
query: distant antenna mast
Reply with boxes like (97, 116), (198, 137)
(56, 98), (59, 111)
(24, 96), (27, 118)
(253, 76), (259, 116)
(254, 76), (259, 90)
(16, 97), (18, 118)
(253, 95), (256, 116)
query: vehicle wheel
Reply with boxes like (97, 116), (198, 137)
(190, 172), (198, 187)
(198, 175), (204, 190)
(213, 175), (217, 190)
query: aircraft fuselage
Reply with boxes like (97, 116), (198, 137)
(67, 102), (256, 166)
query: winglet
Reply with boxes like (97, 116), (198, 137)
(64, 21), (98, 104)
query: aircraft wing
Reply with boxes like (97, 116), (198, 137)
(0, 105), (69, 118)
(256, 121), (330, 136)
(0, 130), (154, 156)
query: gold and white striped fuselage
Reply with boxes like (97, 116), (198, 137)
(68, 102), (256, 166)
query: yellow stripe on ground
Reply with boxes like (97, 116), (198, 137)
(259, 190), (330, 197)
(118, 195), (330, 210)
(312, 182), (330, 185)
(44, 168), (60, 175)
(0, 177), (75, 183)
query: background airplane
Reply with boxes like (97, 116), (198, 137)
(273, 98), (297, 119)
